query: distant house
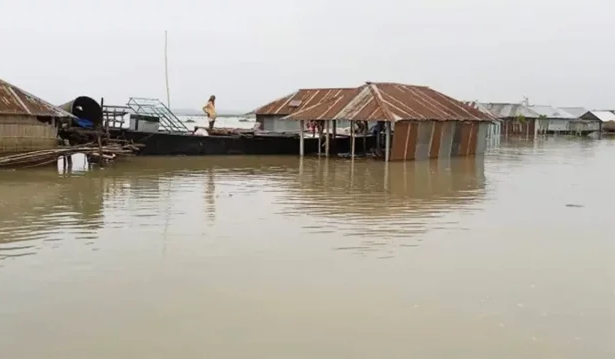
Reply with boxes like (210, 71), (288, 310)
(528, 105), (579, 134)
(580, 111), (615, 133)
(478, 103), (540, 137)
(0, 78), (73, 154)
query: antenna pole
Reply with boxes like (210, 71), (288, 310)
(164, 30), (171, 108)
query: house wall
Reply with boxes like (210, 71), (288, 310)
(501, 118), (536, 137)
(256, 115), (301, 133)
(389, 120), (489, 161)
(548, 119), (570, 132)
(0, 115), (58, 154)
(486, 121), (501, 139)
(256, 115), (380, 134)
(569, 121), (601, 133)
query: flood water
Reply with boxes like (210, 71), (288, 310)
(0, 137), (614, 358)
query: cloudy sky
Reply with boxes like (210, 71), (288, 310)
(1, 0), (612, 112)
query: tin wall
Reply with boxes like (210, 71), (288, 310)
(390, 120), (489, 161)
(501, 118), (536, 137)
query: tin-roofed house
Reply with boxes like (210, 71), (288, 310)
(528, 105), (578, 134)
(580, 110), (615, 134)
(0, 78), (73, 154)
(479, 102), (540, 138)
(283, 82), (492, 161)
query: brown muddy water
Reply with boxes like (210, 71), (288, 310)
(0, 137), (613, 358)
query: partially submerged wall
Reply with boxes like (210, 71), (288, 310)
(0, 115), (58, 154)
(390, 120), (489, 161)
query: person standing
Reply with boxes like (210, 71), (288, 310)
(202, 95), (217, 131)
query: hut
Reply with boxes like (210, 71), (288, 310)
(580, 111), (615, 134)
(0, 78), (73, 154)
(280, 82), (492, 161)
(478, 103), (540, 138)
(527, 105), (579, 134)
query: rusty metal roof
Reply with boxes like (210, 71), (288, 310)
(253, 88), (360, 116)
(0, 78), (74, 117)
(463, 101), (500, 121)
(280, 82), (492, 122)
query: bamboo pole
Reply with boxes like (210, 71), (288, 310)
(325, 119), (330, 156)
(317, 121), (322, 157)
(385, 121), (391, 162)
(351, 120), (356, 160)
(362, 120), (367, 154)
(164, 30), (171, 108)
(299, 120), (305, 156)
(98, 97), (105, 167)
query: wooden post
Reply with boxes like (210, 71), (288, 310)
(332, 120), (337, 139)
(325, 120), (330, 156)
(385, 121), (391, 162)
(164, 30), (171, 109)
(98, 97), (105, 167)
(376, 121), (381, 153)
(317, 121), (322, 157)
(362, 121), (367, 154)
(384, 160), (389, 192)
(102, 97), (110, 141)
(349, 153), (355, 187)
(299, 120), (305, 156)
(350, 121), (356, 159)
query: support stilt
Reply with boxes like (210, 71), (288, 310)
(325, 120), (330, 156)
(299, 120), (305, 156)
(351, 121), (356, 160)
(385, 121), (391, 162)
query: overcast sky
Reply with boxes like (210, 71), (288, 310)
(1, 0), (612, 112)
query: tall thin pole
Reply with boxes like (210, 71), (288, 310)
(164, 30), (171, 108)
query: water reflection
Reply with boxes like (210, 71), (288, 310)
(0, 170), (106, 259)
(0, 156), (486, 260)
(284, 156), (486, 248)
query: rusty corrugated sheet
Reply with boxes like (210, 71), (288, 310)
(282, 82), (492, 122)
(463, 101), (500, 121)
(0, 78), (74, 117)
(389, 121), (489, 161)
(253, 88), (359, 116)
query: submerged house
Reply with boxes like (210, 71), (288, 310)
(0, 78), (73, 154)
(528, 105), (579, 134)
(479, 102), (540, 137)
(580, 111), (615, 133)
(278, 82), (492, 161)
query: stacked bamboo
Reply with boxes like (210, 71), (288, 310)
(0, 141), (142, 169)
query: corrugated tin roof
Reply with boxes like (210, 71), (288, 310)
(253, 88), (359, 116)
(478, 103), (540, 118)
(586, 111), (615, 122)
(463, 101), (500, 121)
(280, 82), (491, 122)
(529, 105), (577, 119)
(0, 78), (74, 118)
(559, 106), (589, 118)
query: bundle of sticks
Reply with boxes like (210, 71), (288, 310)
(0, 141), (143, 169)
